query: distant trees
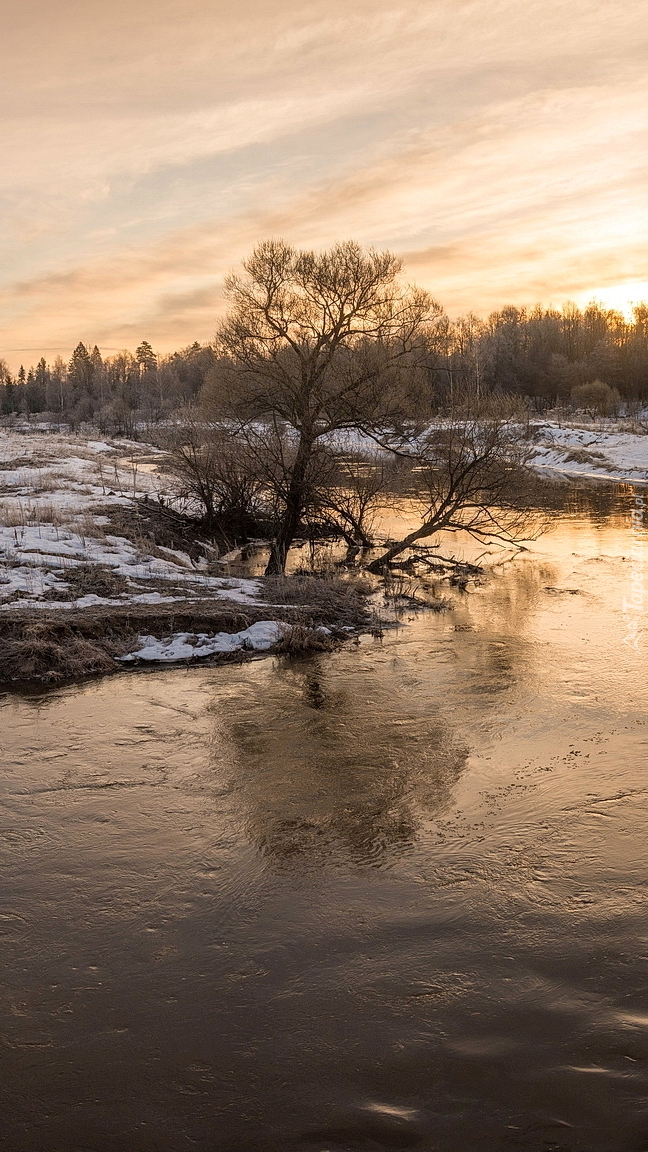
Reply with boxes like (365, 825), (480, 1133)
(0, 340), (217, 428)
(444, 301), (648, 407)
(2, 290), (648, 429)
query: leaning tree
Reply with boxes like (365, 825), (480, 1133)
(365, 398), (539, 573)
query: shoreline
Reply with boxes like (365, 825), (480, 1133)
(0, 588), (372, 689)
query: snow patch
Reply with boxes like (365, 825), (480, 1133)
(527, 422), (648, 483)
(86, 441), (114, 453)
(119, 620), (289, 663)
(0, 429), (267, 607)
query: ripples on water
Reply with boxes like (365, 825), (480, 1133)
(1, 486), (648, 1151)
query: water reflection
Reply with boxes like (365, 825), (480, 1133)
(2, 481), (648, 1152)
(444, 560), (559, 699)
(222, 476), (637, 581)
(216, 655), (467, 867)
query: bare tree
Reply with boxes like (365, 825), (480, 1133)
(315, 450), (402, 550)
(157, 411), (266, 534)
(366, 400), (538, 573)
(203, 239), (445, 573)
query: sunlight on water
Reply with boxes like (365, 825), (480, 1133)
(1, 485), (647, 1151)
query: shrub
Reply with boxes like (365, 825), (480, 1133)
(571, 380), (621, 416)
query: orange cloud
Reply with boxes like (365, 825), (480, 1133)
(1, 0), (647, 366)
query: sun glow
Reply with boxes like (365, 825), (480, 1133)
(1, 0), (648, 362)
(575, 282), (648, 319)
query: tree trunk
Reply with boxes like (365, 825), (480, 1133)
(265, 434), (313, 575)
(366, 521), (439, 574)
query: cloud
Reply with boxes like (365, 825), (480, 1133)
(1, 0), (648, 366)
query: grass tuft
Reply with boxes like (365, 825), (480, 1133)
(274, 624), (337, 655)
(260, 574), (371, 627)
(42, 563), (130, 601)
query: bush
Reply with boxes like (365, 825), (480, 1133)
(156, 414), (268, 533)
(571, 380), (621, 416)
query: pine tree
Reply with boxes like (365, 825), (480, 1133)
(135, 341), (157, 372)
(68, 342), (95, 401)
(90, 346), (105, 403)
(25, 366), (45, 413)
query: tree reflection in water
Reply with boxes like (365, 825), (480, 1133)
(209, 550), (575, 868)
(212, 655), (468, 867)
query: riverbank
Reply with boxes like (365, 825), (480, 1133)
(0, 426), (450, 684)
(526, 417), (648, 483)
(2, 420), (645, 684)
(0, 576), (376, 685)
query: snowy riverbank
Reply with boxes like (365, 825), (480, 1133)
(1, 419), (645, 682)
(0, 428), (266, 612)
(526, 419), (648, 484)
(0, 430), (370, 681)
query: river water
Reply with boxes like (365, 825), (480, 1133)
(1, 486), (647, 1152)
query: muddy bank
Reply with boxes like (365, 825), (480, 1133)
(0, 576), (373, 686)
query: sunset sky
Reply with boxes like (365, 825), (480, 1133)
(2, 0), (647, 369)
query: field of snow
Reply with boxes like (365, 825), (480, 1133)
(0, 429), (264, 612)
(527, 420), (648, 483)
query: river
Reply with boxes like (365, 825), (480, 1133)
(1, 485), (647, 1151)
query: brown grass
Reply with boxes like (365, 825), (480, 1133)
(101, 501), (210, 562)
(41, 563), (130, 601)
(274, 624), (336, 655)
(0, 595), (345, 685)
(563, 447), (611, 467)
(73, 514), (108, 539)
(1, 629), (120, 683)
(0, 500), (66, 528)
(0, 560), (374, 685)
(260, 574), (371, 627)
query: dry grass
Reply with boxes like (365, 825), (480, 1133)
(101, 501), (210, 563)
(47, 467), (77, 481)
(0, 457), (52, 471)
(1, 628), (121, 683)
(0, 559), (374, 684)
(274, 624), (337, 655)
(0, 502), (30, 528)
(260, 573), (371, 627)
(616, 420), (648, 435)
(41, 563), (130, 601)
(0, 597), (330, 685)
(563, 447), (612, 467)
(0, 500), (67, 528)
(73, 513), (108, 540)
(382, 570), (451, 609)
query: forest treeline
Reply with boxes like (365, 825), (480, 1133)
(0, 340), (216, 432)
(2, 297), (648, 430)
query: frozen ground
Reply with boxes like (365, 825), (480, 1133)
(526, 419), (648, 483)
(0, 429), (265, 612)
